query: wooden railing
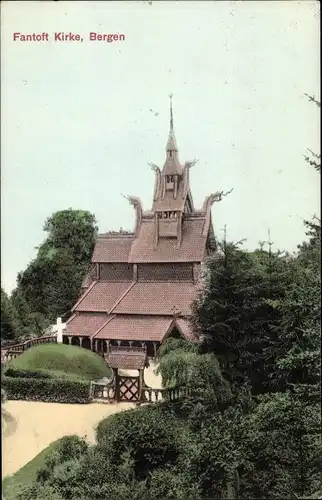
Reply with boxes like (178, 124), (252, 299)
(1, 335), (57, 365)
(90, 380), (115, 402)
(141, 384), (191, 403)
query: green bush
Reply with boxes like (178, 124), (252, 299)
(16, 483), (65, 500)
(37, 436), (88, 483)
(96, 404), (184, 480)
(2, 375), (91, 403)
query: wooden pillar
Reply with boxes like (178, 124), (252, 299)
(138, 368), (143, 403)
(106, 340), (110, 355)
(117, 340), (121, 346)
(79, 336), (82, 347)
(153, 342), (157, 358)
(174, 175), (178, 199)
(68, 336), (72, 345)
(114, 369), (120, 402)
(154, 213), (159, 249)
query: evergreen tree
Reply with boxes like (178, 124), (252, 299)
(191, 240), (292, 394)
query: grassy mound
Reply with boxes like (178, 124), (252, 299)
(5, 343), (110, 381)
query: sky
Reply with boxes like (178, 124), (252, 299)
(1, 0), (320, 294)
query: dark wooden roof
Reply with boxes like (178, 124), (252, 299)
(107, 346), (147, 370)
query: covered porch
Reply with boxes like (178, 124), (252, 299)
(62, 335), (160, 358)
(63, 312), (195, 359)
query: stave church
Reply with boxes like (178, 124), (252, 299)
(63, 95), (224, 361)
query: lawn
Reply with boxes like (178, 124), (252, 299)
(2, 437), (64, 500)
(4, 343), (111, 381)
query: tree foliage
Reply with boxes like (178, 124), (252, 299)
(191, 240), (294, 395)
(237, 392), (321, 498)
(13, 209), (97, 327)
(1, 288), (17, 340)
(96, 404), (184, 481)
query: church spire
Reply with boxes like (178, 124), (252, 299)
(166, 93), (178, 152)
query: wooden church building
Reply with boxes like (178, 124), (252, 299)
(64, 96), (224, 358)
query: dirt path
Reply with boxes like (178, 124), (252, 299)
(2, 364), (162, 479)
(2, 400), (134, 478)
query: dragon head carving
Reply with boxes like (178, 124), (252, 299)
(184, 158), (199, 170)
(148, 162), (161, 174)
(121, 194), (142, 209)
(202, 189), (233, 212)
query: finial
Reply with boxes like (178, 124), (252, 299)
(169, 93), (174, 131)
(166, 93), (178, 151)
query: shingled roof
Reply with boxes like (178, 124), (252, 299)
(65, 313), (109, 336)
(94, 315), (174, 341)
(152, 186), (186, 212)
(112, 282), (196, 316)
(128, 217), (207, 263)
(73, 282), (134, 312)
(107, 346), (147, 370)
(92, 234), (134, 262)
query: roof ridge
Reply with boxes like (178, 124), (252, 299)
(98, 233), (134, 239)
(65, 313), (76, 326)
(109, 281), (136, 314)
(92, 314), (116, 338)
(71, 280), (97, 312)
(162, 318), (176, 341)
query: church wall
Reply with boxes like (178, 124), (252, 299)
(99, 263), (133, 281)
(137, 263), (193, 282)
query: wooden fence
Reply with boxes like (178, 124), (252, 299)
(1, 335), (57, 365)
(90, 379), (190, 405)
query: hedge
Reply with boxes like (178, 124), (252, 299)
(2, 376), (91, 404)
(4, 367), (53, 379)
